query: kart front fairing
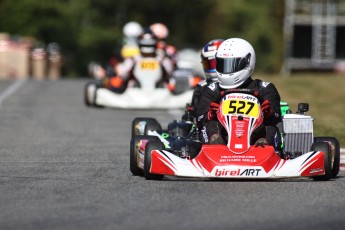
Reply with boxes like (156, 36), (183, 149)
(149, 145), (326, 179)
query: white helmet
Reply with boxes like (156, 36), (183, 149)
(201, 39), (223, 80)
(150, 23), (169, 40)
(123, 21), (143, 38)
(216, 38), (255, 89)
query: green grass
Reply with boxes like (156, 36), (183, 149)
(258, 73), (345, 147)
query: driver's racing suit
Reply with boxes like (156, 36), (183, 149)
(195, 77), (282, 151)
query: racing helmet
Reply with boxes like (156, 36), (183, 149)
(216, 38), (255, 89)
(150, 23), (169, 40)
(201, 39), (224, 80)
(123, 21), (143, 38)
(138, 29), (158, 55)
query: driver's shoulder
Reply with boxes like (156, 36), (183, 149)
(206, 81), (220, 91)
(252, 78), (273, 89)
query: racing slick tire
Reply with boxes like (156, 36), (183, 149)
(144, 119), (162, 136)
(131, 117), (159, 139)
(130, 135), (161, 176)
(84, 82), (95, 106)
(314, 137), (340, 177)
(144, 140), (164, 180)
(311, 142), (332, 181)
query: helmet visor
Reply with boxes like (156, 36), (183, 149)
(140, 45), (156, 54)
(216, 53), (251, 74)
(202, 58), (216, 71)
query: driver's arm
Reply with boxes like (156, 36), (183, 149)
(195, 82), (219, 129)
(262, 83), (281, 126)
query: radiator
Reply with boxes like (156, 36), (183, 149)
(283, 114), (314, 155)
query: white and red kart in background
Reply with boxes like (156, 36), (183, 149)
(84, 56), (201, 109)
(130, 89), (340, 181)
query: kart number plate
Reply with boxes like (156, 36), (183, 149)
(222, 99), (260, 118)
(139, 60), (159, 70)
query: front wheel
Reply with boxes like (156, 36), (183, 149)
(311, 142), (332, 181)
(314, 137), (340, 177)
(144, 140), (164, 180)
(130, 135), (160, 176)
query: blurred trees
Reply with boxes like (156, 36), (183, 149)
(0, 0), (285, 77)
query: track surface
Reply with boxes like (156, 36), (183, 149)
(0, 80), (344, 230)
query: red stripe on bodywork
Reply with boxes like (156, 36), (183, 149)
(300, 152), (325, 176)
(150, 150), (175, 175)
(273, 159), (286, 172)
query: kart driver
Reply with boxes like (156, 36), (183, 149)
(150, 22), (178, 69)
(114, 29), (174, 91)
(195, 38), (282, 152)
(176, 39), (223, 157)
(190, 39), (224, 115)
(121, 21), (143, 59)
(183, 39), (223, 122)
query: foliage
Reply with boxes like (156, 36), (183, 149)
(0, 0), (285, 76)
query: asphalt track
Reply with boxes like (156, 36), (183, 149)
(0, 79), (344, 230)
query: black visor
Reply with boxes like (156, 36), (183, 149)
(216, 53), (251, 74)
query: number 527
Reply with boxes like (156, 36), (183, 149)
(222, 100), (259, 117)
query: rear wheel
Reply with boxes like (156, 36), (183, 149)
(311, 142), (331, 181)
(144, 140), (164, 180)
(130, 135), (160, 176)
(314, 137), (340, 177)
(131, 118), (160, 139)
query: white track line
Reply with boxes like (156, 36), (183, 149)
(0, 80), (26, 108)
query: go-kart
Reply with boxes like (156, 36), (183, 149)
(84, 57), (201, 109)
(130, 89), (340, 181)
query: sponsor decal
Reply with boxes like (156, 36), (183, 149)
(214, 168), (262, 177)
(208, 82), (216, 91)
(235, 144), (243, 149)
(220, 155), (256, 163)
(309, 167), (323, 174)
(201, 126), (208, 143)
(226, 94), (257, 102)
(261, 81), (270, 88)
